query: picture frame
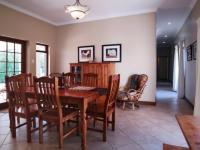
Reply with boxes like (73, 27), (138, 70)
(192, 41), (197, 60)
(186, 45), (192, 61)
(78, 45), (95, 63)
(102, 44), (122, 62)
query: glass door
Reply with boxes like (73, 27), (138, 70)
(0, 36), (26, 109)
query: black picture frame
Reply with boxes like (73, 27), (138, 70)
(192, 41), (197, 60)
(187, 45), (192, 61)
(102, 44), (122, 62)
(78, 45), (95, 63)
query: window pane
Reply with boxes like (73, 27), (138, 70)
(36, 44), (46, 51)
(15, 43), (22, 53)
(15, 53), (21, 62)
(0, 62), (6, 72)
(15, 71), (21, 75)
(8, 53), (14, 62)
(0, 73), (6, 83)
(7, 63), (14, 72)
(7, 72), (14, 77)
(36, 52), (47, 77)
(8, 42), (14, 52)
(15, 63), (21, 72)
(0, 41), (6, 51)
(0, 52), (6, 61)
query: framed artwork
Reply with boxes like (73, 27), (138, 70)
(192, 41), (197, 60)
(78, 45), (95, 63)
(186, 45), (192, 61)
(102, 44), (122, 62)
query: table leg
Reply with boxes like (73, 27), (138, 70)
(80, 100), (88, 150)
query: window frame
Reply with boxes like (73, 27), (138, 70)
(36, 43), (49, 76)
(0, 36), (27, 110)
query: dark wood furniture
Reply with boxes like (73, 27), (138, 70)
(5, 75), (38, 143)
(34, 77), (79, 148)
(82, 73), (98, 87)
(63, 72), (76, 87)
(49, 73), (63, 86)
(87, 74), (120, 141)
(70, 63), (115, 88)
(163, 144), (189, 150)
(25, 85), (101, 150)
(176, 115), (200, 150)
(117, 74), (148, 109)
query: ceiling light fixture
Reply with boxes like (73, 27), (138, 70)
(164, 35), (168, 38)
(168, 22), (172, 25)
(162, 41), (166, 44)
(65, 0), (89, 20)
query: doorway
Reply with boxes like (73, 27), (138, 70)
(0, 36), (26, 109)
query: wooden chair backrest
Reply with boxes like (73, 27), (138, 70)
(137, 74), (148, 92)
(63, 72), (76, 87)
(49, 73), (62, 78)
(104, 74), (120, 113)
(20, 73), (33, 86)
(34, 77), (61, 116)
(5, 75), (27, 108)
(82, 73), (98, 87)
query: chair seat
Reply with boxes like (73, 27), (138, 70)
(15, 103), (38, 116)
(41, 108), (79, 122)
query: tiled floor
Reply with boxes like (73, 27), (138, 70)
(0, 87), (193, 150)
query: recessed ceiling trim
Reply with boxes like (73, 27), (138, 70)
(0, 0), (57, 26)
(57, 8), (157, 26)
(0, 0), (156, 26)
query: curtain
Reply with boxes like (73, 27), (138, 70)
(194, 18), (200, 116)
(177, 41), (185, 99)
(173, 45), (179, 91)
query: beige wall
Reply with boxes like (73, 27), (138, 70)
(0, 4), (56, 75)
(56, 13), (157, 102)
(176, 0), (200, 105)
(194, 18), (200, 115)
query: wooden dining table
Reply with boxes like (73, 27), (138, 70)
(25, 86), (107, 150)
(176, 115), (200, 150)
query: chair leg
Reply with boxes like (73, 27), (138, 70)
(39, 117), (43, 144)
(122, 102), (126, 109)
(17, 116), (20, 124)
(93, 117), (96, 128)
(112, 111), (115, 131)
(58, 122), (64, 148)
(76, 115), (79, 136)
(32, 117), (36, 128)
(27, 117), (32, 143)
(103, 117), (107, 142)
(10, 112), (16, 138)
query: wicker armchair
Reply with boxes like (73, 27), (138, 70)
(117, 74), (148, 109)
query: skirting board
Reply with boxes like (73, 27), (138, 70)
(138, 101), (156, 105)
(0, 102), (8, 110)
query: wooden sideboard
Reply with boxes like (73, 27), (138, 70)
(70, 63), (115, 88)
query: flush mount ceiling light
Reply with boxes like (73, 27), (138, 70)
(65, 0), (89, 20)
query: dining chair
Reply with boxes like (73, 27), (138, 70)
(82, 73), (98, 87)
(87, 74), (120, 141)
(34, 76), (79, 148)
(5, 75), (38, 143)
(49, 73), (63, 86)
(63, 72), (76, 87)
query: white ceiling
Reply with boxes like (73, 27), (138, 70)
(0, 0), (197, 45)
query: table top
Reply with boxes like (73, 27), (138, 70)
(176, 115), (200, 150)
(26, 86), (107, 101)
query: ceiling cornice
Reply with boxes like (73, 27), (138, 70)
(57, 8), (157, 26)
(0, 0), (58, 26)
(0, 0), (156, 26)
